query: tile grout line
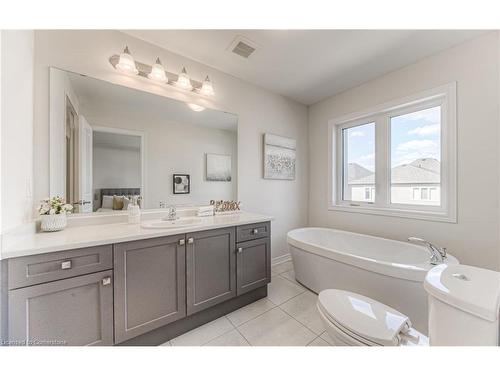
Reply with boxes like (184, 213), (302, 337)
(305, 333), (323, 346)
(224, 303), (253, 346)
(201, 317), (235, 346)
(276, 287), (327, 337)
(226, 298), (277, 328)
(172, 316), (234, 347)
(271, 272), (306, 290)
(275, 266), (328, 338)
(232, 303), (279, 330)
(278, 304), (318, 340)
(233, 324), (253, 346)
(179, 262), (306, 346)
(272, 288), (308, 307)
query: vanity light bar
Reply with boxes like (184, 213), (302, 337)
(109, 53), (214, 96)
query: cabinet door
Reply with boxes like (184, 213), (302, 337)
(8, 270), (113, 346)
(186, 227), (236, 315)
(113, 235), (186, 344)
(236, 237), (271, 295)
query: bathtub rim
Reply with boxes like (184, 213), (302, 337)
(287, 227), (458, 282)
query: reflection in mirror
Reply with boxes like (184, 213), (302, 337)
(49, 68), (238, 214)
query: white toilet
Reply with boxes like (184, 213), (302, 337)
(317, 264), (500, 346)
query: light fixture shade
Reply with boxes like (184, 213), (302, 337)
(176, 67), (193, 90)
(116, 46), (138, 75)
(187, 103), (205, 112)
(200, 75), (215, 96)
(148, 57), (168, 83)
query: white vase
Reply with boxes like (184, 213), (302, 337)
(40, 213), (67, 232)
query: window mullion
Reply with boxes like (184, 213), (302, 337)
(336, 126), (343, 204)
(375, 115), (389, 207)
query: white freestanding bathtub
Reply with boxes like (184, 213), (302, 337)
(287, 227), (459, 334)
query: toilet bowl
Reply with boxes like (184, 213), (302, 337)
(318, 289), (428, 346)
(318, 264), (500, 346)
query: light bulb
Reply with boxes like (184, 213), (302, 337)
(176, 67), (193, 90)
(187, 103), (205, 112)
(200, 75), (215, 96)
(148, 57), (168, 83)
(116, 46), (138, 75)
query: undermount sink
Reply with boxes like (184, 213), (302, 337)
(141, 217), (202, 229)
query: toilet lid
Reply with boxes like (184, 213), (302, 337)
(318, 289), (412, 346)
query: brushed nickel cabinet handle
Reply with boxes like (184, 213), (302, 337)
(252, 229), (259, 234)
(179, 239), (185, 246)
(61, 260), (72, 270)
(187, 238), (194, 244)
(102, 277), (111, 286)
(237, 247), (243, 254)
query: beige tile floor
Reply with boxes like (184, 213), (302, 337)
(162, 260), (332, 346)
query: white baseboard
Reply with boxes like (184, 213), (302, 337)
(271, 253), (292, 266)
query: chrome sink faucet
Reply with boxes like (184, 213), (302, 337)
(407, 237), (447, 265)
(162, 205), (177, 221)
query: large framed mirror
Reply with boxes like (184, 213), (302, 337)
(49, 67), (238, 214)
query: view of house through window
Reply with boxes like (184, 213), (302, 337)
(342, 122), (375, 202)
(390, 106), (441, 206)
(340, 106), (443, 206)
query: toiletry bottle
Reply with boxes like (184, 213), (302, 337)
(128, 196), (141, 224)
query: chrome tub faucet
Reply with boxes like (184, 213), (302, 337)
(407, 237), (447, 265)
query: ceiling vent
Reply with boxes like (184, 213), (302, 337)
(228, 36), (257, 59)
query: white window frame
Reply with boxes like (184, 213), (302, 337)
(328, 82), (457, 223)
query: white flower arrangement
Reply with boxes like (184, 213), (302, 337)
(38, 196), (73, 216)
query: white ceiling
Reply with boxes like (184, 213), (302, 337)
(124, 30), (486, 105)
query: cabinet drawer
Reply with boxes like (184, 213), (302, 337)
(8, 245), (113, 290)
(236, 222), (270, 243)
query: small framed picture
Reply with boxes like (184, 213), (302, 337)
(173, 174), (190, 194)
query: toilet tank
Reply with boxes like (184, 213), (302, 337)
(424, 264), (500, 346)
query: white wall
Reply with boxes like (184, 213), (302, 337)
(33, 30), (308, 258)
(498, 33), (500, 272)
(1, 31), (34, 233)
(308, 32), (500, 270)
(93, 143), (141, 208)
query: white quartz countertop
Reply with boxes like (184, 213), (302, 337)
(1, 212), (273, 260)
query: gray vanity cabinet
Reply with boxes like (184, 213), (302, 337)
(5, 221), (271, 345)
(186, 227), (236, 315)
(236, 237), (271, 295)
(113, 235), (186, 343)
(8, 270), (113, 346)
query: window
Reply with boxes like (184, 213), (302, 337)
(341, 122), (375, 203)
(430, 188), (438, 201)
(420, 188), (429, 200)
(390, 106), (441, 206)
(412, 188), (419, 200)
(329, 83), (456, 222)
(364, 188), (371, 200)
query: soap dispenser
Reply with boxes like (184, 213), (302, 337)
(128, 196), (141, 224)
